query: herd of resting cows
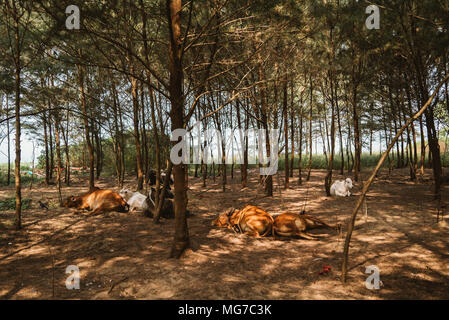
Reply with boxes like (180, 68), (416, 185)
(61, 172), (354, 239)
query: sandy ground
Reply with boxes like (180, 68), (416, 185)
(0, 168), (448, 300)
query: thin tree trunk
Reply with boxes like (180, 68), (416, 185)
(131, 76), (144, 191)
(12, 1), (22, 230)
(298, 94), (304, 185)
(49, 111), (54, 181)
(6, 95), (11, 185)
(54, 112), (63, 204)
(352, 79), (361, 181)
(62, 109), (71, 185)
(43, 111), (50, 185)
(290, 81), (295, 178)
(283, 79), (289, 189)
(325, 71), (336, 196)
(77, 52), (95, 191)
(307, 75), (313, 181)
(336, 84), (344, 175)
(236, 99), (248, 188)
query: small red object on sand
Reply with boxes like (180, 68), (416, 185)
(318, 265), (332, 275)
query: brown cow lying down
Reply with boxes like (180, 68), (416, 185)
(273, 212), (341, 240)
(212, 204), (274, 237)
(62, 187), (129, 215)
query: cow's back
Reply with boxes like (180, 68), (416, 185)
(84, 189), (127, 211)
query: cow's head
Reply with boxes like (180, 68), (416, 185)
(118, 188), (133, 201)
(345, 178), (353, 189)
(212, 207), (236, 227)
(62, 195), (82, 208)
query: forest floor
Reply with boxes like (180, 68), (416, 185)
(1, 168), (449, 300)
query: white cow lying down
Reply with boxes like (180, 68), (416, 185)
(330, 178), (353, 197)
(119, 188), (148, 211)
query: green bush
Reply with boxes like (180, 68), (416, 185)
(0, 197), (31, 210)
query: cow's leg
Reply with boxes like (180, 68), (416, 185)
(90, 207), (105, 215)
(297, 231), (318, 240)
(243, 225), (262, 238)
(247, 229), (262, 238)
(335, 189), (346, 197)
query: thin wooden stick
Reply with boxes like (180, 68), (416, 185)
(341, 73), (449, 283)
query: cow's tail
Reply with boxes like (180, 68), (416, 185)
(305, 215), (337, 230)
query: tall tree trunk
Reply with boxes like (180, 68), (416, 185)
(49, 111), (54, 181)
(77, 53), (95, 191)
(409, 11), (442, 196)
(257, 52), (272, 196)
(110, 73), (122, 186)
(94, 123), (102, 180)
(12, 1), (22, 230)
(283, 79), (289, 189)
(336, 82), (344, 175)
(148, 75), (163, 219)
(167, 0), (189, 258)
(43, 111), (50, 185)
(131, 76), (144, 191)
(140, 82), (149, 182)
(351, 77), (361, 181)
(325, 71), (336, 196)
(6, 95), (11, 185)
(236, 99), (247, 188)
(306, 75), (313, 181)
(62, 109), (71, 185)
(405, 83), (418, 178)
(290, 81), (295, 178)
(298, 94), (304, 185)
(54, 112), (63, 204)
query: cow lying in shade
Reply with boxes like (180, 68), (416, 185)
(62, 187), (129, 215)
(273, 212), (341, 240)
(212, 205), (274, 237)
(330, 178), (353, 197)
(119, 187), (174, 214)
(118, 188), (147, 212)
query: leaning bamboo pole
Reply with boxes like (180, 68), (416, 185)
(341, 73), (449, 283)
